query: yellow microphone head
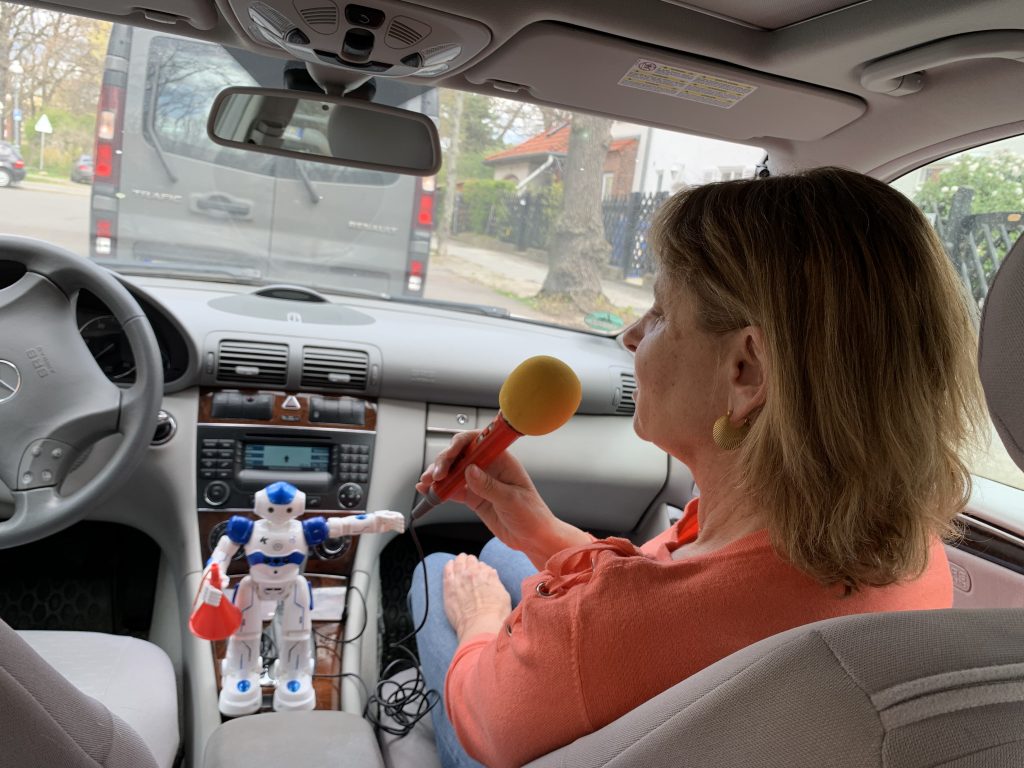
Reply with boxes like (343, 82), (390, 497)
(498, 356), (582, 436)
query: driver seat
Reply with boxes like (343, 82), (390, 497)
(0, 619), (178, 768)
(383, 238), (1024, 766)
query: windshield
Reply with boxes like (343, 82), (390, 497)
(0, 12), (764, 333)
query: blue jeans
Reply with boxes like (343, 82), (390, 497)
(408, 539), (538, 768)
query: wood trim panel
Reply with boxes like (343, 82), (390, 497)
(198, 389), (377, 431)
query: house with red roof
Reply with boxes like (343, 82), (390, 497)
(484, 123), (640, 198)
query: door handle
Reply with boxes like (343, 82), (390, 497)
(190, 193), (253, 220)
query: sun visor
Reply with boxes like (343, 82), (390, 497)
(464, 23), (865, 143)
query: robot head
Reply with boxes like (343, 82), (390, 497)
(254, 481), (306, 522)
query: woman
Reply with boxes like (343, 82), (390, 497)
(410, 167), (985, 768)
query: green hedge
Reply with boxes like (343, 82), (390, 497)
(457, 179), (517, 234)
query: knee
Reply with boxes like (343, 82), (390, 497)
(408, 552), (454, 602)
(480, 537), (517, 566)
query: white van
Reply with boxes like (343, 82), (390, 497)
(90, 24), (437, 297)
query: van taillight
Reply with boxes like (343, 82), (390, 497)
(97, 110), (116, 141)
(93, 83), (124, 182)
(417, 195), (434, 227)
(416, 175), (436, 228)
(95, 143), (113, 178)
(94, 217), (113, 256)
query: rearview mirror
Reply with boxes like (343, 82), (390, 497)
(207, 86), (441, 176)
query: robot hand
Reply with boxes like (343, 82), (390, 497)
(327, 510), (407, 537)
(203, 559), (231, 590)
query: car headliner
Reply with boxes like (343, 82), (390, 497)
(13, 0), (1024, 179)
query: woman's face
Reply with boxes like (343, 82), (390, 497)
(622, 277), (727, 462)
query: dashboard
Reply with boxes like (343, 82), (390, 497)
(68, 272), (684, 546)
(76, 288), (192, 386)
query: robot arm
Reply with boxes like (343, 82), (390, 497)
(205, 516), (251, 588)
(326, 510), (406, 537)
(206, 535), (242, 587)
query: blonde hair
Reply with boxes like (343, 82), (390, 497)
(651, 167), (986, 589)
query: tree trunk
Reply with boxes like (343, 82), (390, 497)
(540, 113), (612, 307)
(437, 90), (464, 258)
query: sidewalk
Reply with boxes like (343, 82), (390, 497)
(439, 240), (654, 313)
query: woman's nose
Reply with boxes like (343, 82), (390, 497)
(623, 320), (643, 352)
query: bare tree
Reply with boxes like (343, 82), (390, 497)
(539, 113), (613, 308)
(437, 89), (464, 257)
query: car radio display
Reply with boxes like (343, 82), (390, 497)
(243, 443), (330, 472)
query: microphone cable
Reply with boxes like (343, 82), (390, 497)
(323, 519), (439, 738)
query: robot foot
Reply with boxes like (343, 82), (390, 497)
(272, 672), (316, 712)
(219, 673), (262, 717)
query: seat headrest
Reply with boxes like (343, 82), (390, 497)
(979, 234), (1024, 472)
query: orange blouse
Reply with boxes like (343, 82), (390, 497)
(445, 498), (952, 767)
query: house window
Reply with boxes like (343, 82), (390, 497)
(718, 166), (747, 181)
(602, 172), (615, 199)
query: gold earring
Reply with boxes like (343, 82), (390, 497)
(712, 409), (750, 450)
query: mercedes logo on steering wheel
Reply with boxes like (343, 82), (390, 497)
(0, 360), (21, 404)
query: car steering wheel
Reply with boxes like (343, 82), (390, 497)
(0, 236), (162, 548)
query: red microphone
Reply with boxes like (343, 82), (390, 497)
(412, 356), (582, 520)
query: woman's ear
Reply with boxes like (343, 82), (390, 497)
(728, 326), (768, 422)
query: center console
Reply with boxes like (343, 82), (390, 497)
(196, 389), (378, 516)
(195, 388), (381, 712)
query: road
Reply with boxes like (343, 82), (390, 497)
(0, 180), (91, 255)
(0, 184), (652, 328)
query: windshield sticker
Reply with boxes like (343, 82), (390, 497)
(618, 59), (757, 109)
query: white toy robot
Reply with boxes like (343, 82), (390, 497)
(201, 480), (405, 717)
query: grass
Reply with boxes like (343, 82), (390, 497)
(25, 170), (75, 185)
(494, 286), (640, 332)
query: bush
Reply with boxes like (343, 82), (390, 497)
(22, 106), (95, 174)
(914, 150), (1024, 217)
(456, 179), (517, 234)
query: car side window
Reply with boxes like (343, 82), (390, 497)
(893, 135), (1024, 489)
(144, 36), (273, 174)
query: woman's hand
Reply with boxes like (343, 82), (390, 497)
(417, 429), (592, 568)
(443, 554), (511, 642)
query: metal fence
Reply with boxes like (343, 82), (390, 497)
(453, 189), (668, 277)
(453, 183), (1022, 297)
(927, 187), (1024, 304)
(602, 192), (669, 278)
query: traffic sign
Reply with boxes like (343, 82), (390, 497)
(34, 114), (52, 134)
(13, 109), (21, 122)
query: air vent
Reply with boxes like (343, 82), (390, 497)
(385, 16), (430, 48)
(616, 372), (637, 415)
(296, 3), (339, 32)
(302, 347), (369, 390)
(217, 340), (288, 386)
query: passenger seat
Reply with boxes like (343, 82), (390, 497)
(0, 620), (178, 768)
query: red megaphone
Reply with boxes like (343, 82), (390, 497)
(189, 563), (242, 641)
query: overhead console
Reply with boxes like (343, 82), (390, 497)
(226, 0), (491, 78)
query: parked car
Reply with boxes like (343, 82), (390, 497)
(69, 153), (93, 183)
(0, 140), (26, 187)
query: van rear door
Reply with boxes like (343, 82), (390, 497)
(269, 160), (417, 295)
(115, 31), (275, 276)
(267, 82), (436, 296)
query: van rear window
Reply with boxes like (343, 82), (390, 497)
(144, 36), (399, 185)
